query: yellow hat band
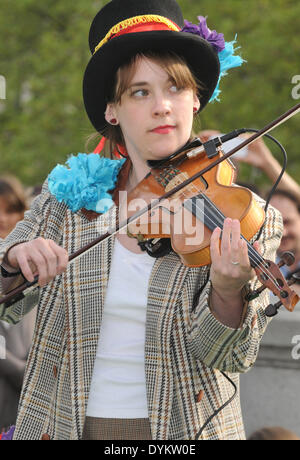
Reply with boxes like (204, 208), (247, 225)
(93, 14), (181, 55)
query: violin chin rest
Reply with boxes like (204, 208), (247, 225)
(138, 238), (172, 258)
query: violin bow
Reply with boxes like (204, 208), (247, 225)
(1, 102), (300, 307)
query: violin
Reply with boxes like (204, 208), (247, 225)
(1, 103), (300, 316)
(124, 141), (299, 317)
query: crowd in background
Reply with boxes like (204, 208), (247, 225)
(0, 132), (300, 439)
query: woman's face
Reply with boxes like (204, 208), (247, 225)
(106, 57), (200, 166)
(0, 196), (23, 239)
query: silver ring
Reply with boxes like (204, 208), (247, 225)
(231, 261), (240, 265)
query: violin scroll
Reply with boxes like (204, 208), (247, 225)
(265, 271), (300, 317)
(246, 252), (299, 316)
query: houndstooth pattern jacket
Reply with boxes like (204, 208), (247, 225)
(0, 180), (282, 440)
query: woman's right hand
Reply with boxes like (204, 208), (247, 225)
(6, 237), (69, 287)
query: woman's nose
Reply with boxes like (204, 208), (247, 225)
(152, 95), (171, 117)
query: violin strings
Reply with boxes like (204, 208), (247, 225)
(179, 183), (280, 289)
(189, 193), (280, 289)
(182, 190), (280, 288)
(180, 184), (280, 286)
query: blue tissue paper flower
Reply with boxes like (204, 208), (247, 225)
(48, 153), (125, 213)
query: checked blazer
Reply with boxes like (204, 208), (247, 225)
(0, 180), (282, 440)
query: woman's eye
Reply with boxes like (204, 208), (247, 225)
(170, 84), (185, 94)
(131, 89), (148, 97)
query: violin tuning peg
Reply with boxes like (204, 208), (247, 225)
(265, 300), (283, 317)
(245, 286), (266, 302)
(265, 304), (279, 317)
(278, 251), (295, 268)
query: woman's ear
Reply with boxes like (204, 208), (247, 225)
(105, 103), (118, 124)
(193, 95), (201, 113)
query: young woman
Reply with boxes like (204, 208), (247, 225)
(0, 0), (282, 440)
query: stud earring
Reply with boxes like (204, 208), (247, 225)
(109, 118), (118, 125)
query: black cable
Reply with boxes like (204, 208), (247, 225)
(195, 371), (237, 440)
(195, 130), (287, 440)
(236, 128), (287, 242)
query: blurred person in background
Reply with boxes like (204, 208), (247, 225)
(0, 176), (27, 239)
(0, 175), (36, 430)
(269, 190), (300, 296)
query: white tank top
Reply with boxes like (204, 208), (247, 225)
(86, 238), (155, 418)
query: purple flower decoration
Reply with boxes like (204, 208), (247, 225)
(182, 16), (225, 53)
(181, 15), (245, 103)
(1, 426), (15, 440)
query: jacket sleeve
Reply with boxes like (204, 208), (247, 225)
(0, 180), (65, 324)
(187, 200), (283, 373)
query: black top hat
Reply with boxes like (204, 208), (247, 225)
(83, 0), (220, 134)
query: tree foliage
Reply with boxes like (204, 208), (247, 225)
(0, 0), (299, 187)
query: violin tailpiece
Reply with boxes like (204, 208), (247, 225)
(152, 166), (181, 188)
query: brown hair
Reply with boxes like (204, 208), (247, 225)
(0, 175), (28, 215)
(86, 50), (203, 156)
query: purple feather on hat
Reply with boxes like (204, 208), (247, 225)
(181, 15), (245, 102)
(182, 16), (225, 53)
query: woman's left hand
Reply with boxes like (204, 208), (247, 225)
(210, 218), (259, 297)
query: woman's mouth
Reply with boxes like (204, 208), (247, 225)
(151, 125), (176, 134)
